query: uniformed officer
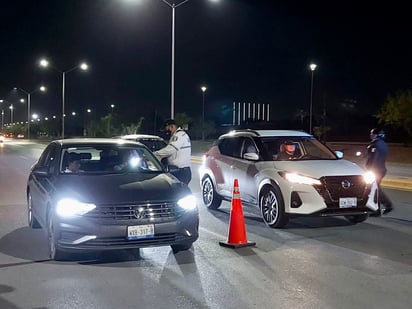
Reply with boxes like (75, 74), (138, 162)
(154, 119), (192, 185)
(366, 128), (393, 215)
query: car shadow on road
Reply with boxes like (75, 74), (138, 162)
(206, 204), (355, 230)
(0, 226), (194, 267)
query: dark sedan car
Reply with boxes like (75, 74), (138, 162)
(27, 138), (199, 260)
(119, 134), (167, 152)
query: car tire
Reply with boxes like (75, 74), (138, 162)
(47, 213), (67, 261)
(171, 243), (192, 254)
(27, 193), (41, 228)
(201, 177), (222, 209)
(345, 214), (368, 223)
(259, 185), (289, 228)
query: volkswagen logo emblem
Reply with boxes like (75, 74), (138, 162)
(134, 207), (146, 219)
(341, 180), (351, 189)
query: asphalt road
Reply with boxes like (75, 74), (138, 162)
(1, 140), (412, 309)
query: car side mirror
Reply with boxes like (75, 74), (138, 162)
(335, 151), (343, 159)
(243, 153), (259, 161)
(32, 166), (49, 176)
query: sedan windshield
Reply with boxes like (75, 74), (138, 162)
(60, 145), (164, 174)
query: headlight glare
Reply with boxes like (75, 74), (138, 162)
(177, 195), (197, 211)
(56, 198), (96, 217)
(283, 172), (321, 185)
(363, 171), (376, 184)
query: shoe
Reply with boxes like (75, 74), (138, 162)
(383, 206), (393, 214)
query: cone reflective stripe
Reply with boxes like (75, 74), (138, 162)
(219, 179), (256, 248)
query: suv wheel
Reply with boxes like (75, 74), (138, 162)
(259, 186), (289, 228)
(201, 177), (222, 209)
(345, 214), (368, 224)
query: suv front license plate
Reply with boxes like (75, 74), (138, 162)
(339, 197), (357, 208)
(127, 224), (154, 240)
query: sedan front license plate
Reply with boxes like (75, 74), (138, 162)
(127, 224), (154, 240)
(339, 197), (357, 208)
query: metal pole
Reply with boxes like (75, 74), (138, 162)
(171, 5), (175, 119)
(309, 70), (314, 134)
(27, 93), (31, 139)
(62, 71), (65, 139)
(1, 110), (3, 129)
(202, 91), (205, 141)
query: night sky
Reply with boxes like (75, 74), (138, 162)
(1, 0), (411, 134)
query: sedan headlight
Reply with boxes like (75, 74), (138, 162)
(363, 171), (376, 184)
(56, 198), (96, 217)
(280, 172), (322, 185)
(177, 195), (197, 211)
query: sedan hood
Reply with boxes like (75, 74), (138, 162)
(53, 173), (191, 204)
(273, 159), (365, 178)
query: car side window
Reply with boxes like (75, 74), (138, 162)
(218, 137), (243, 158)
(37, 143), (59, 174)
(242, 138), (257, 156)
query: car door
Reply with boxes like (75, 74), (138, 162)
(213, 137), (243, 198)
(29, 143), (60, 226)
(230, 137), (260, 205)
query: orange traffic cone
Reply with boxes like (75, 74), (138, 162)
(219, 179), (256, 248)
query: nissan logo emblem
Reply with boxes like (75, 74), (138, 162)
(341, 180), (351, 189)
(134, 207), (146, 219)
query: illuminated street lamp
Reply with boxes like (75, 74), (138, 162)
(309, 63), (317, 134)
(39, 58), (88, 138)
(9, 105), (13, 124)
(201, 86), (207, 141)
(159, 0), (218, 119)
(14, 85), (47, 139)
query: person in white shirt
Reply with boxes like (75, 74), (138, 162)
(154, 119), (192, 184)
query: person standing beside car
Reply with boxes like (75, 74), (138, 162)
(154, 119), (192, 185)
(366, 128), (393, 215)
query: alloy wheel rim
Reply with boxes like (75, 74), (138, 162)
(262, 191), (278, 224)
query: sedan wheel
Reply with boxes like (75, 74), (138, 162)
(48, 214), (66, 261)
(171, 243), (192, 254)
(27, 193), (41, 228)
(259, 186), (288, 228)
(201, 177), (222, 209)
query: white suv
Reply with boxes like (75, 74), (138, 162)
(199, 129), (378, 228)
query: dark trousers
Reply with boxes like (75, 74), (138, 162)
(170, 167), (192, 185)
(375, 172), (392, 210)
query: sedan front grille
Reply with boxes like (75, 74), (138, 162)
(84, 201), (182, 221)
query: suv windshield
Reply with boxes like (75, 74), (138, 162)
(258, 136), (337, 161)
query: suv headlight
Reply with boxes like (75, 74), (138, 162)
(177, 195), (197, 211)
(363, 171), (375, 184)
(56, 198), (96, 217)
(279, 172), (321, 185)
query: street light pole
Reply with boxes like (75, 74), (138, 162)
(201, 86), (207, 141)
(309, 63), (317, 134)
(39, 59), (88, 139)
(9, 105), (13, 124)
(161, 0), (191, 119)
(16, 86), (46, 139)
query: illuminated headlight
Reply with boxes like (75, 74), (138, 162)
(56, 198), (96, 217)
(281, 172), (321, 185)
(177, 195), (197, 211)
(363, 171), (376, 184)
